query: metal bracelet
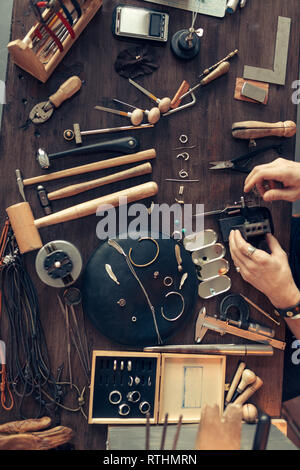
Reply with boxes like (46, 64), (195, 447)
(128, 237), (160, 268)
(161, 291), (185, 322)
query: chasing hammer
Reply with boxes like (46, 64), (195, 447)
(36, 136), (140, 169)
(6, 181), (158, 254)
(16, 149), (156, 197)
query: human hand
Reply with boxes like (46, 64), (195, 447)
(229, 230), (300, 309)
(244, 158), (300, 202)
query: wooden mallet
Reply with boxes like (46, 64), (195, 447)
(6, 181), (158, 254)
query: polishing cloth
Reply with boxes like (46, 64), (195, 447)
(114, 45), (159, 79)
(82, 233), (198, 346)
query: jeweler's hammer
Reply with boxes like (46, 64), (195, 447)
(6, 181), (158, 254)
(36, 136), (140, 169)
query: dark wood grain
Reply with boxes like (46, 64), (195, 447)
(0, 0), (299, 450)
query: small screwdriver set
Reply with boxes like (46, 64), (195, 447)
(7, 0), (102, 82)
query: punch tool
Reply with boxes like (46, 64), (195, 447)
(209, 143), (282, 173)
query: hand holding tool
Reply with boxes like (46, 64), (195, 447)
(7, 181), (159, 254)
(128, 78), (171, 113)
(29, 76), (82, 124)
(94, 104), (144, 126)
(179, 61), (231, 100)
(232, 120), (297, 140)
(36, 136), (140, 169)
(209, 143), (283, 173)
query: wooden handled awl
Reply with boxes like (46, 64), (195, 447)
(29, 76), (82, 124)
(179, 62), (230, 100)
(232, 120), (297, 140)
(48, 163), (153, 200)
(6, 181), (158, 254)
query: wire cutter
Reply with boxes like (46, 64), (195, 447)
(209, 143), (283, 173)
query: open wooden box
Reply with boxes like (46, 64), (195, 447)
(7, 0), (102, 83)
(88, 350), (226, 425)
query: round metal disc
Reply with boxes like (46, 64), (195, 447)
(35, 240), (82, 288)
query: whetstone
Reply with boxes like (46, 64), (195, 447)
(243, 16), (291, 85)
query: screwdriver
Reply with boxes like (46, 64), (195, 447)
(128, 78), (172, 114)
(113, 98), (161, 125)
(179, 61), (231, 101)
(94, 104), (144, 126)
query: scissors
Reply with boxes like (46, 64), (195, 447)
(209, 143), (283, 173)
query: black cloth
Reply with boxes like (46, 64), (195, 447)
(114, 44), (159, 79)
(282, 216), (300, 401)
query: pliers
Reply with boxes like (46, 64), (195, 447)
(209, 143), (283, 173)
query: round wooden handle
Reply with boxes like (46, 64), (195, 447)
(232, 120), (297, 139)
(49, 76), (82, 108)
(48, 163), (153, 200)
(237, 369), (256, 392)
(233, 377), (263, 405)
(200, 61), (230, 86)
(35, 182), (159, 229)
(225, 362), (246, 405)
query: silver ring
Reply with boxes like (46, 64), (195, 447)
(179, 134), (188, 144)
(139, 401), (151, 414)
(163, 276), (174, 287)
(127, 360), (132, 371)
(235, 266), (241, 273)
(247, 245), (256, 257)
(179, 169), (189, 179)
(128, 376), (133, 387)
(127, 390), (141, 403)
(113, 360), (117, 371)
(119, 403), (130, 416)
(109, 390), (122, 405)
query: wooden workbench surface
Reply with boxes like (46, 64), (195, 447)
(0, 0), (299, 450)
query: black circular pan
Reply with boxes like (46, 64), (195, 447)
(82, 233), (198, 346)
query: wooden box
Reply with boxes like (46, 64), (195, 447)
(7, 0), (102, 83)
(88, 350), (226, 425)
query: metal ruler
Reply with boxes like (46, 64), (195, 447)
(143, 0), (227, 18)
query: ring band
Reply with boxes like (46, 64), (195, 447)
(119, 403), (131, 416)
(127, 390), (141, 403)
(247, 245), (256, 257)
(109, 390), (122, 405)
(139, 401), (151, 414)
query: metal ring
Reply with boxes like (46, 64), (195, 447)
(247, 245), (257, 257)
(127, 360), (132, 371)
(113, 360), (117, 371)
(118, 403), (131, 416)
(179, 169), (189, 179)
(179, 134), (188, 144)
(109, 390), (122, 405)
(139, 401), (151, 415)
(176, 152), (190, 161)
(128, 237), (160, 268)
(163, 276), (174, 287)
(127, 390), (141, 403)
(161, 291), (185, 322)
(120, 361), (124, 371)
(128, 376), (133, 387)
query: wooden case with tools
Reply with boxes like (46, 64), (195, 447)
(88, 350), (226, 425)
(7, 0), (103, 83)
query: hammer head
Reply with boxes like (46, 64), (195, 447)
(36, 148), (50, 169)
(6, 202), (42, 254)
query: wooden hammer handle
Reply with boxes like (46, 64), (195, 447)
(48, 163), (152, 200)
(35, 182), (158, 229)
(49, 76), (82, 108)
(232, 120), (297, 139)
(23, 149), (156, 186)
(232, 377), (263, 405)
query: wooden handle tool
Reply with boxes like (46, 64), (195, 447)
(233, 376), (263, 405)
(23, 149), (156, 186)
(225, 361), (246, 406)
(6, 182), (158, 254)
(232, 120), (297, 139)
(49, 76), (82, 108)
(48, 163), (152, 200)
(200, 61), (230, 86)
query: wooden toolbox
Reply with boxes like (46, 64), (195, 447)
(88, 350), (226, 425)
(7, 0), (102, 83)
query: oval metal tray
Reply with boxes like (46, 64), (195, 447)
(198, 275), (231, 299)
(192, 243), (226, 266)
(183, 229), (218, 252)
(197, 259), (230, 281)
